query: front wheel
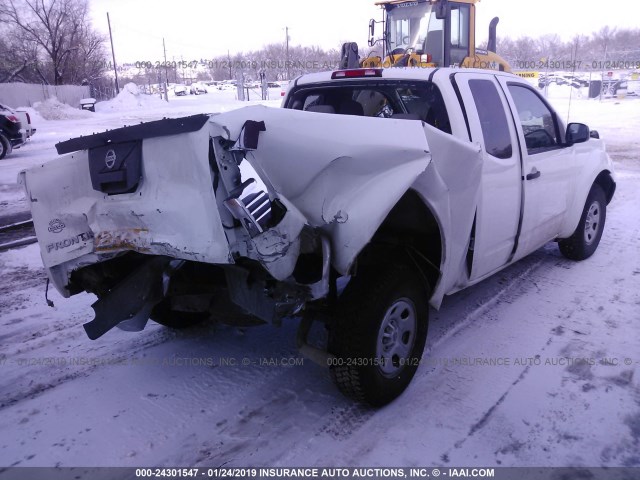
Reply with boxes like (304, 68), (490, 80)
(328, 262), (429, 406)
(559, 184), (607, 260)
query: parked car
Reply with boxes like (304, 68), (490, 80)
(190, 82), (208, 95)
(538, 73), (588, 89)
(0, 103), (29, 160)
(173, 85), (188, 96)
(1, 103), (36, 138)
(279, 81), (290, 97)
(80, 98), (97, 112)
(601, 79), (633, 97)
(20, 67), (615, 405)
(217, 80), (237, 91)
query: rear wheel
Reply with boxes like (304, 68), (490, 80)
(559, 184), (607, 260)
(0, 134), (8, 160)
(328, 262), (429, 406)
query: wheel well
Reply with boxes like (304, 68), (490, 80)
(357, 189), (442, 292)
(594, 170), (615, 204)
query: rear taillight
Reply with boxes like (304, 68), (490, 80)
(6, 115), (19, 123)
(25, 112), (31, 124)
(331, 68), (383, 79)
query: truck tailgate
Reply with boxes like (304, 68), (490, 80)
(19, 126), (231, 271)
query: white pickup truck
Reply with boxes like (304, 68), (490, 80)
(20, 67), (615, 405)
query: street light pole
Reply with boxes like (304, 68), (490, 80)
(285, 26), (290, 81)
(163, 38), (169, 102)
(106, 13), (119, 95)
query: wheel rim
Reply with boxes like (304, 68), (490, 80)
(0, 140), (4, 157)
(584, 200), (601, 245)
(376, 298), (417, 377)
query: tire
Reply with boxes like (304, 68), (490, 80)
(559, 184), (607, 260)
(328, 262), (429, 406)
(0, 134), (8, 160)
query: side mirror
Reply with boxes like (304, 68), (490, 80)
(566, 123), (590, 145)
(590, 130), (600, 139)
(435, 0), (449, 20)
(368, 19), (376, 47)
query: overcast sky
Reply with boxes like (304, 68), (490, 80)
(89, 0), (640, 63)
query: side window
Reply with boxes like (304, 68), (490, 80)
(469, 79), (512, 159)
(449, 3), (470, 66)
(397, 19), (409, 47)
(508, 84), (559, 153)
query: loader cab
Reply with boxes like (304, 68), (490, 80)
(370, 0), (510, 72)
(384, 0), (470, 67)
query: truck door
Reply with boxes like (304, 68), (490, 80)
(496, 79), (575, 260)
(453, 73), (522, 280)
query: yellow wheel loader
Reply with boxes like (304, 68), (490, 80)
(340, 0), (511, 72)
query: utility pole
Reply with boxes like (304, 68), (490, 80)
(227, 50), (232, 80)
(162, 38), (169, 102)
(285, 26), (290, 81)
(107, 13), (120, 95)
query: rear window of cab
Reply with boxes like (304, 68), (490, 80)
(285, 81), (452, 134)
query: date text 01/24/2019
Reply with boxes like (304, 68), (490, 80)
(516, 60), (640, 70)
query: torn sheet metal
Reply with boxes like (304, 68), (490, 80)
(208, 105), (436, 275)
(412, 126), (484, 308)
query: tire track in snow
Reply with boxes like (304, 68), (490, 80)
(0, 325), (180, 410)
(447, 336), (556, 453)
(427, 257), (546, 351)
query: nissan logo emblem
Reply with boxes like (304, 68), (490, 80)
(105, 149), (116, 169)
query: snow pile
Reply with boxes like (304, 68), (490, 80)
(96, 82), (166, 112)
(32, 97), (94, 120)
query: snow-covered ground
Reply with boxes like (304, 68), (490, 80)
(0, 83), (639, 471)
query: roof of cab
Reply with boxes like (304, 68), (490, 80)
(294, 67), (520, 87)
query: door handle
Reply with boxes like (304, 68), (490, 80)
(526, 168), (541, 181)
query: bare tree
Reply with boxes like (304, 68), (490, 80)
(0, 0), (107, 85)
(536, 34), (564, 60)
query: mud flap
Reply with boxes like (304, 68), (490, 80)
(83, 256), (171, 340)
